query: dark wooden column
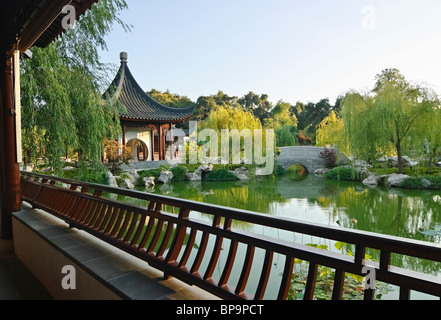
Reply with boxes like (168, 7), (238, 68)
(159, 124), (164, 160)
(121, 121), (126, 146)
(150, 128), (155, 161)
(0, 50), (21, 239)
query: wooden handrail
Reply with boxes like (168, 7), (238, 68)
(19, 171), (441, 300)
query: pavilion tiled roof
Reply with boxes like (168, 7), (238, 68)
(103, 52), (195, 123)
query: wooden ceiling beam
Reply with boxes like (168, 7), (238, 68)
(18, 0), (72, 52)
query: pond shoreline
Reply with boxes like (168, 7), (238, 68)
(321, 165), (441, 191)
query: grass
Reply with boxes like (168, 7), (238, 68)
(370, 165), (441, 176)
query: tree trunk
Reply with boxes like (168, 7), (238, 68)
(396, 140), (403, 174)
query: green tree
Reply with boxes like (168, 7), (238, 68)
(341, 91), (384, 164)
(291, 98), (335, 144)
(238, 91), (273, 123)
(407, 99), (441, 172)
(316, 110), (349, 154)
(264, 101), (298, 147)
(292, 99), (333, 131)
(192, 91), (239, 122)
(264, 100), (298, 129)
(201, 105), (262, 135)
(373, 68), (407, 93)
(199, 105), (268, 164)
(291, 101), (307, 129)
(146, 89), (194, 109)
(275, 126), (298, 147)
(342, 69), (440, 172)
(21, 0), (130, 171)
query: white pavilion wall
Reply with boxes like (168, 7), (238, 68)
(122, 128), (152, 161)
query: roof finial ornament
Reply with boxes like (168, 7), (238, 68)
(120, 51), (128, 63)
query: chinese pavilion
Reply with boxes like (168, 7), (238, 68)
(103, 52), (195, 162)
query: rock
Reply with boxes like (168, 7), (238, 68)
(255, 167), (273, 176)
(404, 156), (419, 168)
(362, 173), (379, 186)
(143, 176), (155, 187)
(197, 164), (213, 173)
(382, 173), (410, 187)
(159, 183), (173, 194)
(314, 168), (328, 175)
(120, 178), (134, 189)
(233, 166), (249, 180)
(128, 169), (139, 182)
(186, 172), (201, 181)
(158, 170), (173, 184)
(380, 156), (415, 169)
(353, 160), (372, 168)
(107, 171), (118, 188)
(185, 165), (213, 181)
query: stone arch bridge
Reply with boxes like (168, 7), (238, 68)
(277, 146), (349, 173)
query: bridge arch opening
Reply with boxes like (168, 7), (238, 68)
(285, 164), (309, 182)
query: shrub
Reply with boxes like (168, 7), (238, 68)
(297, 131), (306, 144)
(138, 169), (162, 179)
(400, 176), (441, 190)
(400, 177), (427, 190)
(424, 176), (441, 189)
(103, 138), (133, 174)
(319, 148), (337, 169)
(324, 166), (364, 181)
(276, 165), (285, 176)
(76, 167), (108, 185)
(205, 169), (239, 181)
(170, 166), (188, 182)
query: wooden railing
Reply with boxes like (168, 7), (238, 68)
(20, 171), (441, 300)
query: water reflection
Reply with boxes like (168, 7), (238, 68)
(132, 173), (441, 277)
(138, 175), (441, 244)
(285, 164), (309, 182)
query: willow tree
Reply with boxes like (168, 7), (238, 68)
(316, 110), (349, 154)
(409, 101), (441, 172)
(21, 0), (130, 171)
(197, 105), (272, 166)
(342, 69), (440, 173)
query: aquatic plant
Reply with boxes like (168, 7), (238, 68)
(286, 242), (394, 300)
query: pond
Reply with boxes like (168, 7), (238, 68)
(139, 174), (441, 244)
(128, 170), (441, 299)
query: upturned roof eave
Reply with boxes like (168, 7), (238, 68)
(103, 53), (195, 123)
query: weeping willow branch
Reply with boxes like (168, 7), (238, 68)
(20, 0), (131, 171)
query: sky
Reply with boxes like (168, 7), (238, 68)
(98, 0), (441, 106)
